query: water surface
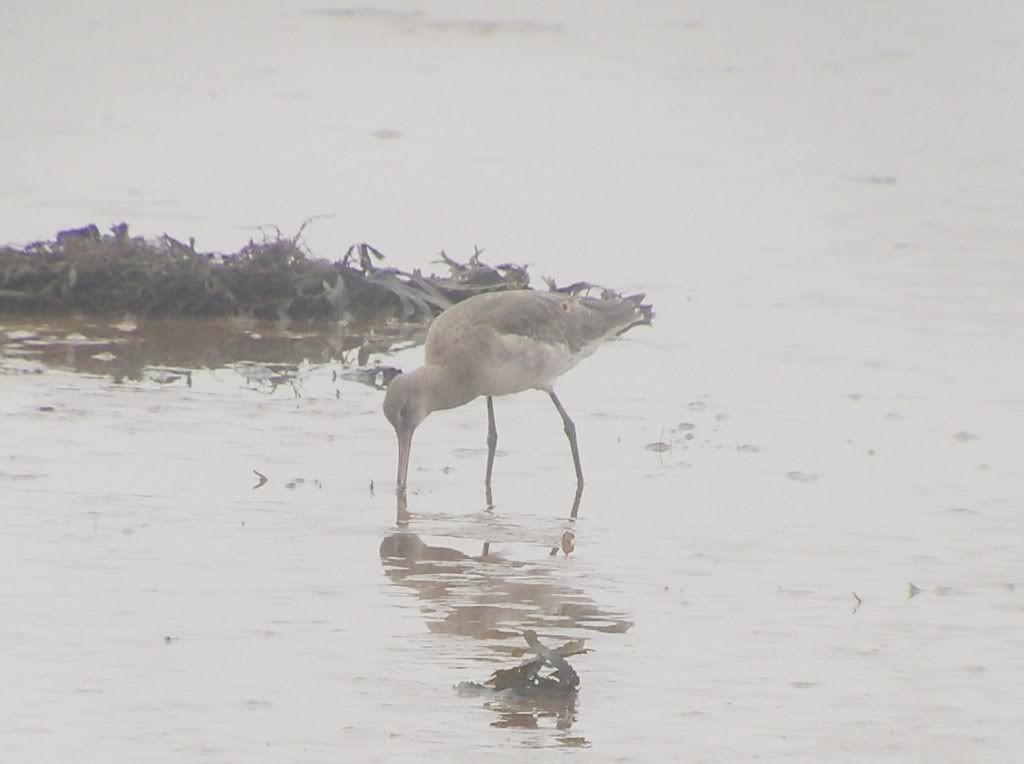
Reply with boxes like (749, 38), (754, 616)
(2, 1), (1024, 760)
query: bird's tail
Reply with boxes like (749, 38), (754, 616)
(615, 292), (654, 336)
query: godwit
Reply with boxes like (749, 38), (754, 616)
(382, 289), (651, 507)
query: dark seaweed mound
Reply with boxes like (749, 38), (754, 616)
(0, 223), (530, 322)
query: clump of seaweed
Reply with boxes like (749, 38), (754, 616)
(458, 630), (590, 697)
(0, 223), (530, 322)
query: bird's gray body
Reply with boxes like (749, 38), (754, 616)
(423, 290), (646, 402)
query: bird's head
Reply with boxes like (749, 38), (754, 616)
(382, 369), (432, 435)
(382, 369), (433, 489)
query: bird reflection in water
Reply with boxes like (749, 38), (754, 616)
(379, 530), (631, 736)
(379, 533), (631, 640)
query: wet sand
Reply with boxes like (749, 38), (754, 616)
(3, 1), (1024, 761)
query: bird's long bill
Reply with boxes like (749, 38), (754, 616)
(396, 428), (413, 492)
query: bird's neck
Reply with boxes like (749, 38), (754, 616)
(414, 363), (476, 413)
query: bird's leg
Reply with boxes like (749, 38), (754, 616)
(485, 396), (498, 506)
(396, 489), (410, 528)
(569, 483), (584, 520)
(547, 391), (584, 488)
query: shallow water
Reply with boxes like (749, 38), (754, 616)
(3, 1), (1024, 761)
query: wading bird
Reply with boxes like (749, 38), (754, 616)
(382, 289), (651, 512)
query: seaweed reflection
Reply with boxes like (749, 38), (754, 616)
(459, 680), (581, 734)
(0, 316), (421, 385)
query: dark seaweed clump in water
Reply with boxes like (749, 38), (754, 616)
(0, 223), (533, 322)
(458, 630), (588, 697)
